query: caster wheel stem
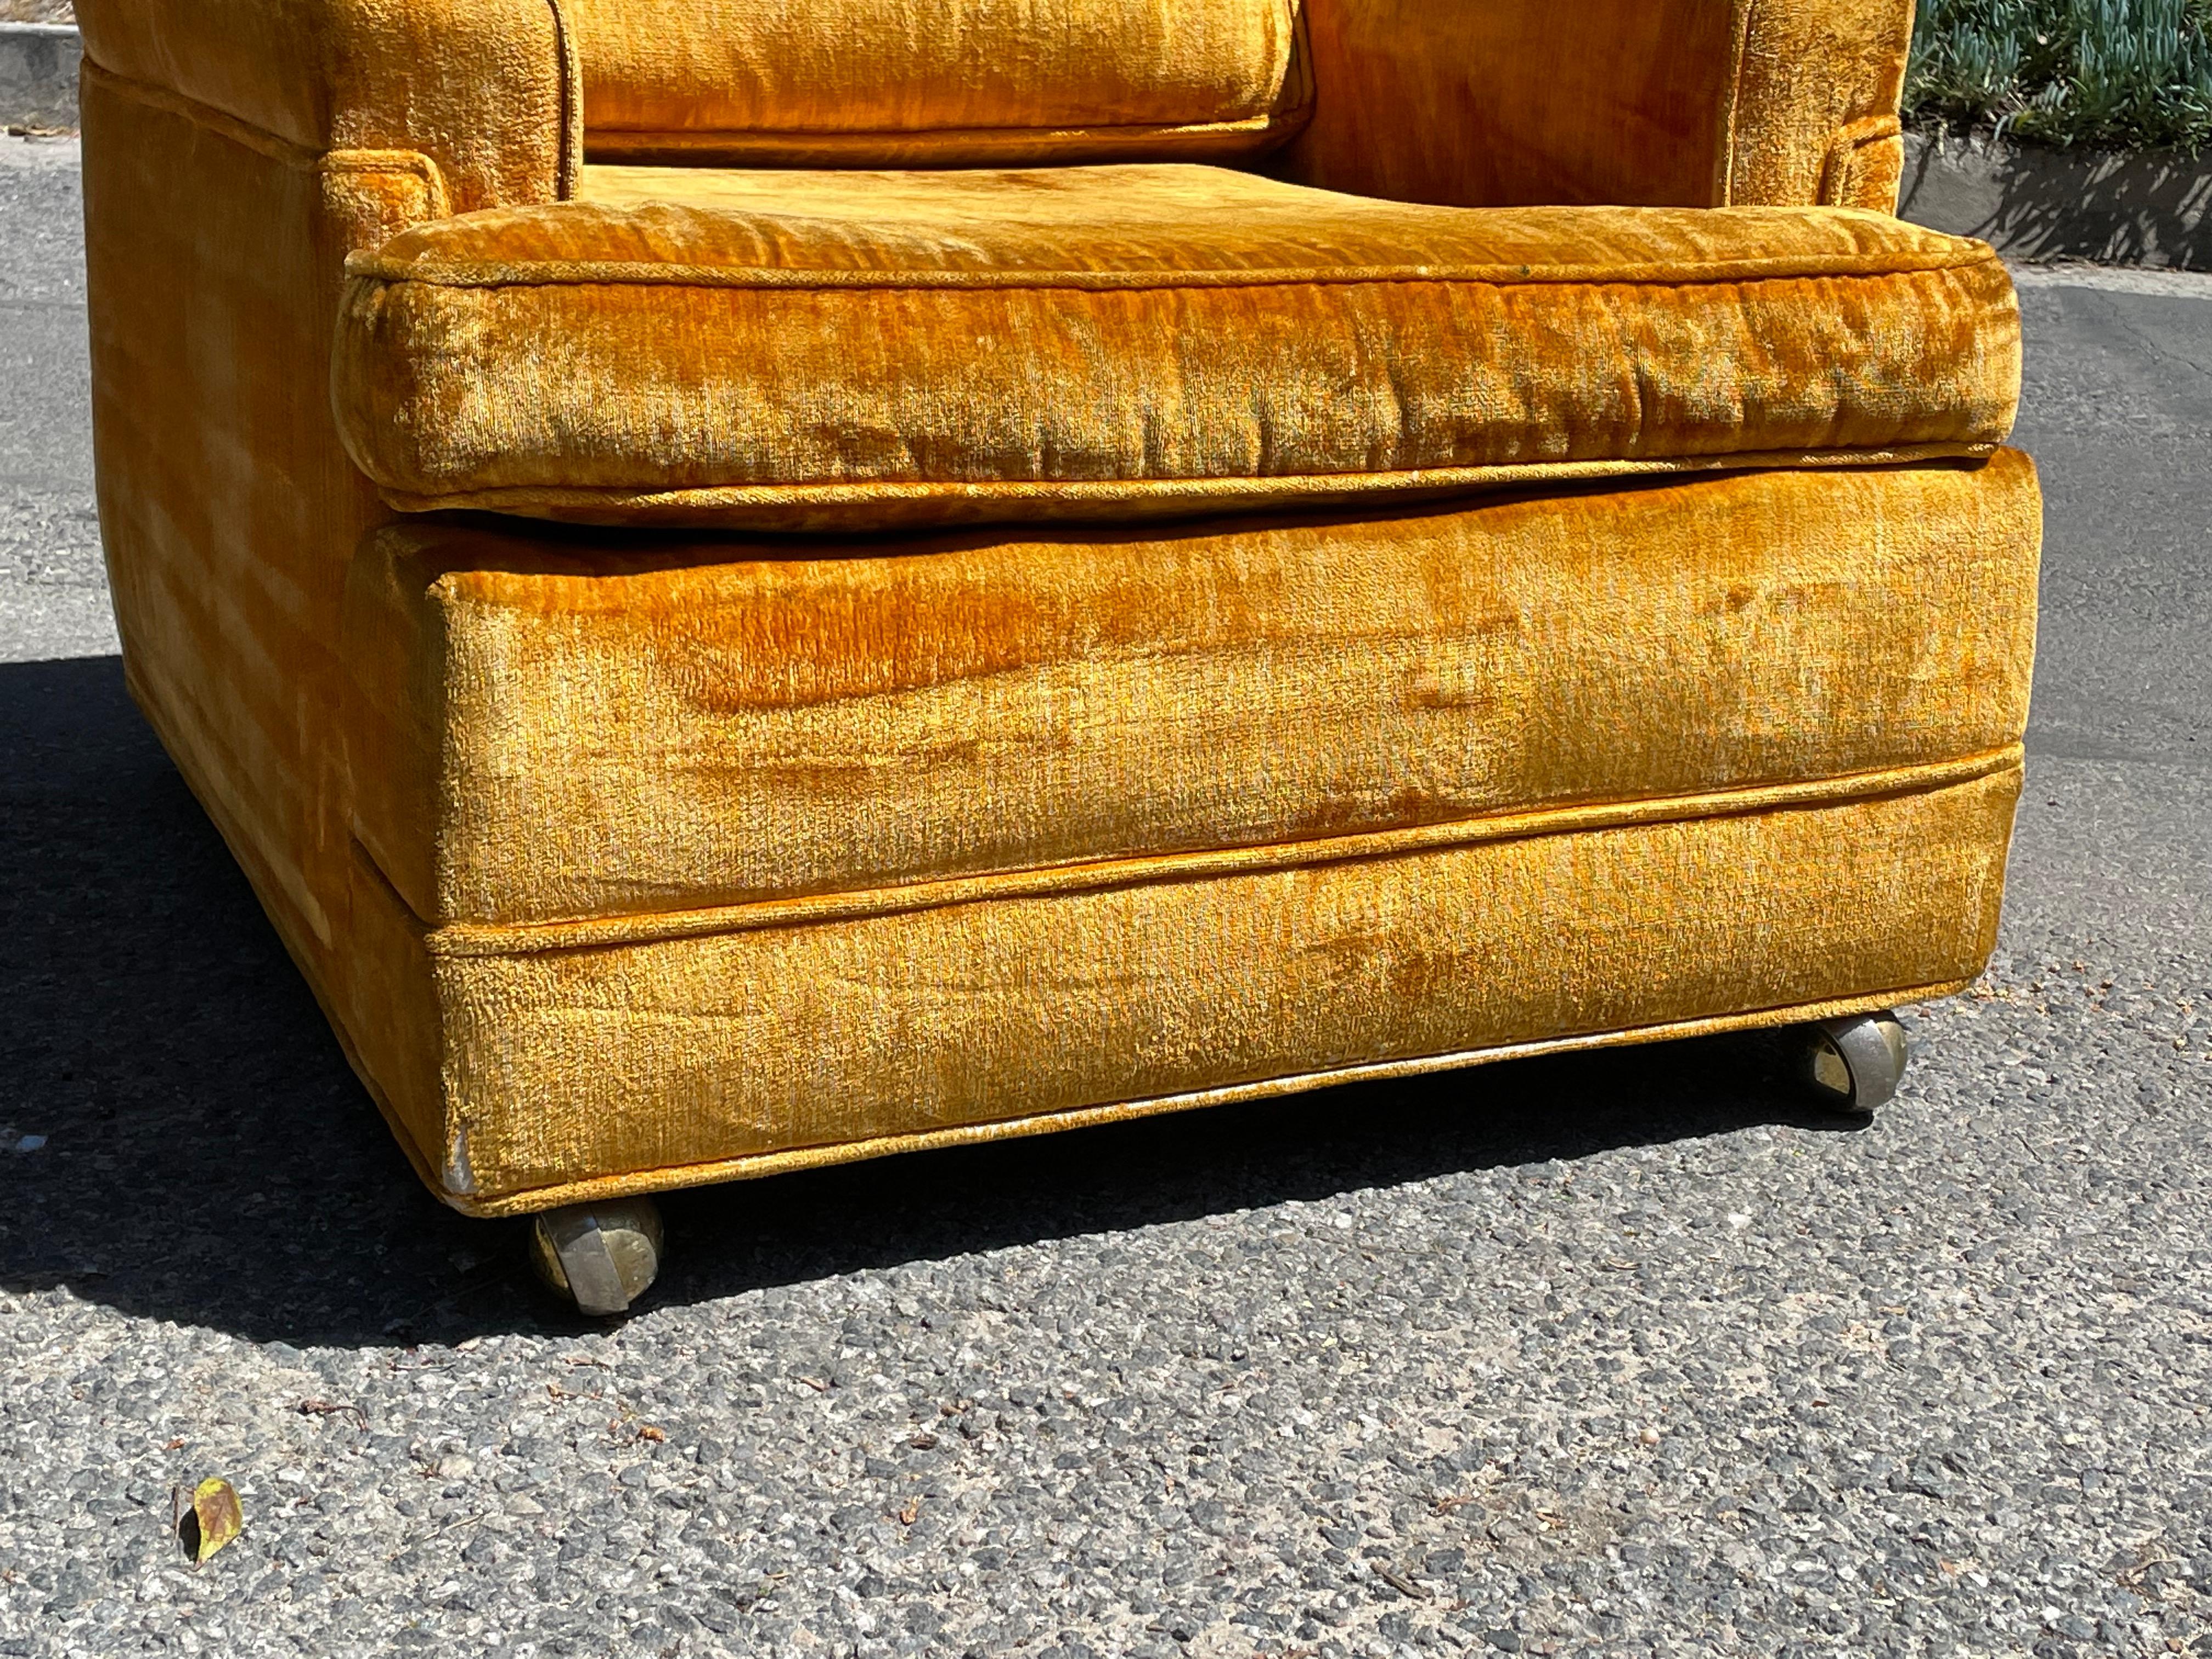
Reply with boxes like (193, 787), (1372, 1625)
(529, 1197), (664, 1316)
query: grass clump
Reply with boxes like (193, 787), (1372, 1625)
(1908, 0), (2212, 149)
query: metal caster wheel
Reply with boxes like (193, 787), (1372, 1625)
(529, 1197), (664, 1316)
(1801, 1011), (1908, 1114)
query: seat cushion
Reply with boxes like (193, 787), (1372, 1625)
(334, 163), (2021, 533)
(342, 454), (2041, 930)
(560, 0), (1310, 167)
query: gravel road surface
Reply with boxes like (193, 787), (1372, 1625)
(3, 134), (2209, 1658)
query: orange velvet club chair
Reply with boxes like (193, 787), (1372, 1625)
(73, 0), (2037, 1312)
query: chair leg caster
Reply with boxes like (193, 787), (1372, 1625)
(1801, 1011), (1908, 1114)
(528, 1197), (664, 1317)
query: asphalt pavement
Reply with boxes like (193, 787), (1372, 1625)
(2, 134), (2209, 1658)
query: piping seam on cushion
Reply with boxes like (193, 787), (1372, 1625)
(545, 0), (583, 199)
(1716, 0), (1758, 205)
(417, 746), (2025, 958)
(377, 445), (2011, 518)
(341, 245), (2006, 292)
(585, 113), (1289, 142)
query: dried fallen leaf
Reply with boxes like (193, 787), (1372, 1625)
(177, 1479), (243, 1564)
(294, 1399), (367, 1431)
(897, 1499), (921, 1526)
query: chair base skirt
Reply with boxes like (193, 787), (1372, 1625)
(328, 754), (2017, 1218)
(377, 980), (1966, 1224)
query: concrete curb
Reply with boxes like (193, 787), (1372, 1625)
(1900, 131), (2211, 270)
(0, 21), (76, 129)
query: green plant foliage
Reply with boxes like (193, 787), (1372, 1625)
(1908, 0), (2212, 149)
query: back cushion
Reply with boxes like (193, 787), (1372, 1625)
(561, 0), (1310, 166)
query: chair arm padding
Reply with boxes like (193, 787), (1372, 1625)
(74, 0), (577, 213)
(1280, 0), (1912, 212)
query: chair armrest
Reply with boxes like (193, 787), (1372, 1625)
(75, 0), (578, 214)
(1278, 0), (1912, 211)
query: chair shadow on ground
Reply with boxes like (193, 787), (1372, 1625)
(0, 654), (1864, 1351)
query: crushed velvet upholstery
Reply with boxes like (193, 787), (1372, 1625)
(356, 768), (2021, 1212)
(1282, 0), (1915, 212)
(73, 0), (578, 212)
(344, 457), (2040, 931)
(334, 165), (2019, 530)
(74, 0), (2041, 1216)
(562, 0), (1312, 166)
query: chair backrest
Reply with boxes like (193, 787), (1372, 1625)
(563, 0), (1311, 167)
